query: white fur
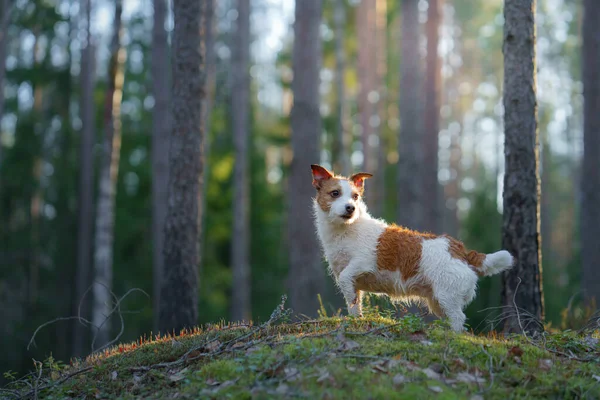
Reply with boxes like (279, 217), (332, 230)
(481, 250), (514, 276)
(313, 186), (514, 331)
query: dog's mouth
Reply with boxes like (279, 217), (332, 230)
(340, 213), (354, 220)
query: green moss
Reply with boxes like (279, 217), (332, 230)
(4, 315), (599, 399)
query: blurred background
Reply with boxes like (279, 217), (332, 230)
(0, 0), (587, 380)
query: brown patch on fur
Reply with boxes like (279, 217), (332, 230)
(315, 178), (343, 212)
(355, 272), (396, 294)
(375, 224), (436, 280)
(445, 235), (487, 276)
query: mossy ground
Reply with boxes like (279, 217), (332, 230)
(3, 309), (599, 399)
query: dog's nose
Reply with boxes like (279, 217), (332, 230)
(345, 204), (355, 214)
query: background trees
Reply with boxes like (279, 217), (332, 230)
(0, 0), (594, 380)
(581, 0), (600, 307)
(158, 0), (205, 333)
(287, 0), (326, 317)
(501, 0), (544, 334)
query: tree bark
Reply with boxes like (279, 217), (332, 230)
(159, 0), (205, 333)
(231, 0), (251, 322)
(288, 0), (326, 317)
(422, 0), (442, 233)
(92, 0), (126, 348)
(581, 0), (600, 306)
(0, 0), (11, 169)
(73, 0), (95, 357)
(151, 0), (170, 333)
(397, 0), (423, 231)
(199, 0), (215, 266)
(332, 0), (348, 175)
(501, 0), (544, 334)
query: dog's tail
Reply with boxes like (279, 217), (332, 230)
(468, 250), (514, 277)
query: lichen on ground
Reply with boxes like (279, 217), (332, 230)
(2, 303), (599, 399)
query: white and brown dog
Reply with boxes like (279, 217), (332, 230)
(311, 164), (514, 331)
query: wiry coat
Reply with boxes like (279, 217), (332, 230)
(310, 165), (514, 331)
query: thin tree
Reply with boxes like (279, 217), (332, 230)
(332, 0), (348, 175)
(151, 0), (170, 332)
(288, 0), (326, 317)
(159, 0), (205, 333)
(581, 0), (600, 306)
(92, 0), (126, 347)
(73, 0), (95, 357)
(0, 0), (11, 168)
(397, 0), (423, 231)
(501, 0), (544, 334)
(231, 0), (251, 322)
(422, 0), (442, 233)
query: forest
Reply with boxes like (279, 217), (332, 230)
(0, 0), (599, 398)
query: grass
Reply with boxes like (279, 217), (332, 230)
(2, 302), (600, 399)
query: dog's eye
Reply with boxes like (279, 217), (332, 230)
(331, 190), (340, 198)
(352, 193), (359, 200)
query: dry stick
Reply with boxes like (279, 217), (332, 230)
(17, 367), (93, 400)
(90, 286), (149, 354)
(131, 296), (291, 373)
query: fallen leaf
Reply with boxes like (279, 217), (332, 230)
(371, 363), (388, 374)
(508, 346), (524, 357)
(336, 331), (360, 351)
(513, 356), (522, 365)
(169, 372), (186, 383)
(206, 378), (220, 386)
(422, 368), (442, 380)
(429, 363), (444, 374)
(245, 346), (260, 355)
(284, 367), (300, 381)
(452, 358), (466, 369)
(317, 368), (331, 383)
(263, 363), (285, 378)
(593, 375), (600, 382)
(538, 359), (553, 371)
(420, 340), (434, 346)
(456, 372), (486, 384)
(111, 371), (118, 381)
(231, 342), (245, 350)
(393, 374), (409, 386)
(275, 384), (289, 395)
(429, 386), (443, 393)
(133, 374), (143, 384)
(346, 365), (357, 372)
(583, 336), (599, 348)
(204, 340), (221, 352)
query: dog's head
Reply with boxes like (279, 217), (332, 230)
(311, 164), (372, 225)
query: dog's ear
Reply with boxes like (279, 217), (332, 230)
(311, 164), (333, 189)
(350, 172), (373, 189)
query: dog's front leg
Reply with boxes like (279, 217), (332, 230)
(338, 266), (363, 317)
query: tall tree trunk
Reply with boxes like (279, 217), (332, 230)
(159, 0), (205, 333)
(73, 0), (95, 357)
(92, 0), (125, 348)
(422, 0), (442, 233)
(581, 0), (600, 306)
(332, 0), (348, 175)
(288, 0), (325, 317)
(373, 0), (387, 217)
(501, 0), (544, 334)
(200, 0), (215, 266)
(0, 0), (11, 169)
(151, 0), (170, 333)
(231, 0), (251, 322)
(397, 0), (423, 231)
(357, 0), (376, 174)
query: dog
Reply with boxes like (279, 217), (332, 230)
(310, 164), (514, 331)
